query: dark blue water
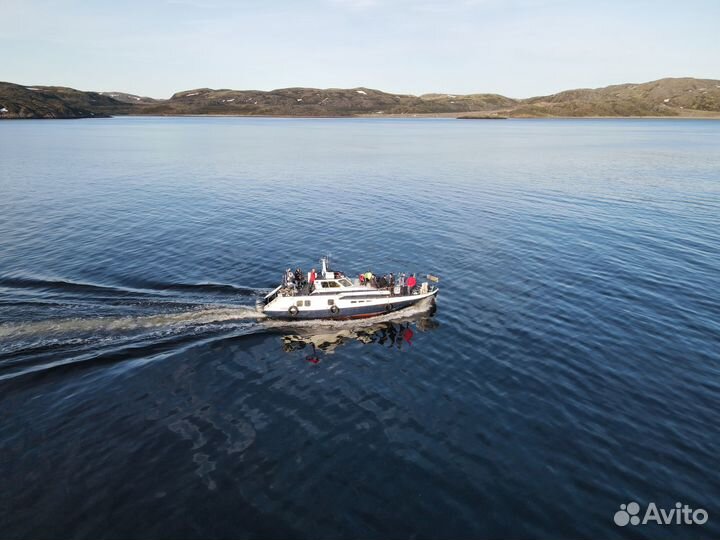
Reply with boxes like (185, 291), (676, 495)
(1, 117), (719, 539)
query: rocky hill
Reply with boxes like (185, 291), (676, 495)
(144, 87), (423, 116)
(98, 91), (159, 104)
(513, 78), (720, 117)
(134, 87), (517, 116)
(2, 78), (719, 119)
(0, 82), (131, 119)
(420, 92), (517, 112)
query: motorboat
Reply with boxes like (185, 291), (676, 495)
(257, 257), (439, 320)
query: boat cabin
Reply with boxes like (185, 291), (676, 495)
(313, 277), (353, 291)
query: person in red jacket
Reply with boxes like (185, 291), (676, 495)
(308, 268), (317, 291)
(407, 273), (417, 293)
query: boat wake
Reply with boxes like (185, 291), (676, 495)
(0, 276), (438, 382)
(0, 275), (263, 298)
(0, 306), (264, 341)
(0, 273), (276, 382)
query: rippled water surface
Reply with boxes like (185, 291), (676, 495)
(1, 117), (719, 539)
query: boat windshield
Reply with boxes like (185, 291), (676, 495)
(318, 279), (352, 288)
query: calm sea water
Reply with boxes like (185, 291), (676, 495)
(1, 117), (719, 540)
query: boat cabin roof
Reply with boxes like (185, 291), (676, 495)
(315, 278), (353, 289)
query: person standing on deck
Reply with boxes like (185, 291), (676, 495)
(407, 273), (417, 294)
(388, 273), (395, 295)
(364, 270), (374, 286)
(308, 268), (317, 291)
(285, 269), (297, 293)
(399, 273), (406, 295)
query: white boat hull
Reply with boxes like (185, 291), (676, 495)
(262, 288), (438, 320)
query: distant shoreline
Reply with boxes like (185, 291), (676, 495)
(4, 113), (720, 121)
(118, 113), (720, 120)
(3, 77), (720, 120)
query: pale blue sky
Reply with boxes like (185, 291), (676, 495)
(2, 0), (718, 98)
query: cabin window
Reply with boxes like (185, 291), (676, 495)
(296, 300), (303, 306)
(339, 279), (352, 287)
(351, 300), (356, 304)
(320, 282), (329, 288)
(328, 299), (334, 305)
(304, 300), (311, 306)
(327, 281), (340, 288)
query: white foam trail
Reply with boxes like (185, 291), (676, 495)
(0, 306), (264, 340)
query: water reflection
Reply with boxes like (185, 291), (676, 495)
(280, 310), (439, 362)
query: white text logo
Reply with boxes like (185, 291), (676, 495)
(614, 502), (708, 527)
